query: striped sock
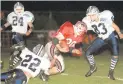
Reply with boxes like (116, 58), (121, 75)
(110, 56), (118, 70)
(87, 55), (95, 65)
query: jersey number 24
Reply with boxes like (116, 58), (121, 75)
(12, 16), (23, 26)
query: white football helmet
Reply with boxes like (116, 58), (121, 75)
(14, 2), (24, 15)
(33, 44), (45, 57)
(86, 6), (99, 16)
(74, 21), (87, 35)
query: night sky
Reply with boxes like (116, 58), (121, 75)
(1, 1), (123, 11)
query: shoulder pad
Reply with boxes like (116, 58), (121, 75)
(100, 10), (114, 21)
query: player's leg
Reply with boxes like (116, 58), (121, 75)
(107, 33), (119, 80)
(85, 37), (106, 77)
(1, 69), (15, 81)
(47, 55), (65, 75)
(2, 69), (27, 84)
(8, 46), (23, 71)
(45, 41), (64, 74)
(9, 33), (24, 70)
(39, 56), (64, 82)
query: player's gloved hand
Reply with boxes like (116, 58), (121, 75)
(119, 33), (123, 39)
(26, 29), (32, 36)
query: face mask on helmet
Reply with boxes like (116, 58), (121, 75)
(74, 21), (87, 35)
(86, 6), (99, 16)
(33, 44), (45, 57)
(14, 2), (24, 15)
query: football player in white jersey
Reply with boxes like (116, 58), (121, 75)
(32, 42), (65, 81)
(44, 41), (65, 75)
(0, 2), (34, 70)
(1, 44), (50, 84)
(82, 6), (123, 80)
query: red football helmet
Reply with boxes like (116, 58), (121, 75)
(74, 21), (87, 35)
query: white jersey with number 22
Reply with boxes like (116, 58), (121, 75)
(16, 48), (50, 78)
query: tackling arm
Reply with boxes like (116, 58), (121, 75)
(53, 32), (69, 53)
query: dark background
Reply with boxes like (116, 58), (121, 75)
(1, 1), (123, 49)
(1, 1), (123, 30)
(1, 1), (123, 11)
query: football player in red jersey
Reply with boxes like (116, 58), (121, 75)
(54, 21), (87, 56)
(40, 21), (87, 78)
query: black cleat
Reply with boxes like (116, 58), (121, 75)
(108, 69), (115, 80)
(85, 65), (97, 77)
(39, 70), (49, 81)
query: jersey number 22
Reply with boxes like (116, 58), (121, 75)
(21, 55), (41, 72)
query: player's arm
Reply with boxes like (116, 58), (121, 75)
(25, 22), (34, 36)
(112, 22), (123, 39)
(52, 33), (69, 53)
(50, 48), (60, 68)
(0, 22), (11, 32)
(25, 11), (35, 36)
(50, 55), (57, 68)
(56, 43), (69, 53)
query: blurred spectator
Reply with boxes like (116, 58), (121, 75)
(0, 10), (12, 30)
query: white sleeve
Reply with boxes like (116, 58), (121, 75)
(24, 11), (35, 23)
(7, 12), (13, 24)
(100, 10), (114, 25)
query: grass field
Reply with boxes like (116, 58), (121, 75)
(1, 49), (123, 84)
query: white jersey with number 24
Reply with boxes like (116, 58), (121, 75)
(7, 11), (34, 34)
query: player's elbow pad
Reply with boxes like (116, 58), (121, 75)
(52, 38), (59, 45)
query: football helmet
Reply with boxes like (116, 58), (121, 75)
(74, 21), (87, 35)
(33, 44), (45, 57)
(86, 6), (99, 16)
(14, 2), (24, 15)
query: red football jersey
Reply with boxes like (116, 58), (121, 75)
(56, 21), (85, 47)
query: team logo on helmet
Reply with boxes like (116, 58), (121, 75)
(86, 6), (99, 15)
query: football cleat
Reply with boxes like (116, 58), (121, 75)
(39, 70), (49, 81)
(108, 69), (115, 80)
(85, 64), (97, 77)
